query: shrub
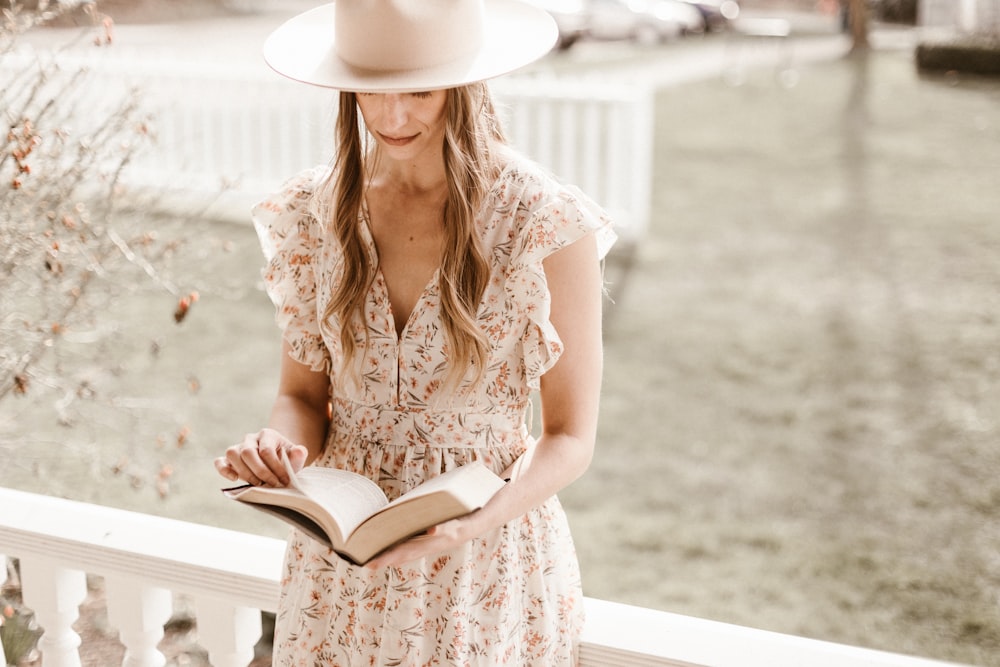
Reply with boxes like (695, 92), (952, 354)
(0, 560), (41, 666)
(1, 0), (201, 494)
(917, 36), (1000, 76)
(872, 0), (917, 24)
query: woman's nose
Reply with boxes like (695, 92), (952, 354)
(381, 94), (408, 127)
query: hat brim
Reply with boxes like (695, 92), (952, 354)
(262, 1), (558, 92)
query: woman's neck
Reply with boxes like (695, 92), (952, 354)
(370, 150), (448, 197)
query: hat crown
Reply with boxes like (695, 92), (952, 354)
(261, 1), (557, 92)
(335, 0), (485, 72)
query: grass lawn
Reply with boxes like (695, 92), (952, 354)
(563, 47), (1000, 666)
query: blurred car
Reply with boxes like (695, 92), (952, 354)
(585, 0), (704, 43)
(629, 0), (706, 34)
(632, 0), (707, 34)
(677, 0), (740, 31)
(531, 0), (591, 50)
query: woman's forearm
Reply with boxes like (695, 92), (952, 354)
(475, 431), (595, 533)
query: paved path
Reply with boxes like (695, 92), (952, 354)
(19, 3), (910, 90)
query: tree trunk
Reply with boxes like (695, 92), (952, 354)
(847, 0), (870, 51)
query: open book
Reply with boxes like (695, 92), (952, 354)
(223, 456), (507, 565)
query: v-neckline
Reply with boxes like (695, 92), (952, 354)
(374, 266), (439, 341)
(359, 203), (441, 342)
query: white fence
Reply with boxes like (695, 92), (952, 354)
(0, 48), (653, 252)
(920, 0), (1000, 33)
(0, 486), (968, 667)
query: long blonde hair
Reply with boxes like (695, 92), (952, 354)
(313, 83), (507, 392)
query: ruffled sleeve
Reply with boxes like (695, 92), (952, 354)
(504, 172), (616, 390)
(252, 167), (332, 374)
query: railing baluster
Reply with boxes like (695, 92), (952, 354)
(195, 598), (262, 667)
(630, 87), (655, 242)
(0, 555), (7, 667)
(19, 556), (87, 667)
(581, 100), (603, 201)
(558, 99), (577, 184)
(536, 98), (555, 170)
(105, 577), (173, 667)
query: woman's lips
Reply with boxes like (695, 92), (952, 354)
(380, 133), (417, 147)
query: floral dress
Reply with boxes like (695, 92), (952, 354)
(253, 153), (615, 666)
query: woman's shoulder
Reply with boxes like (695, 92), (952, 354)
(254, 165), (330, 218)
(493, 149), (558, 199)
(489, 148), (617, 259)
(491, 150), (611, 225)
(492, 149), (600, 215)
(252, 166), (330, 261)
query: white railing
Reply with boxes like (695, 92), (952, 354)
(0, 48), (653, 250)
(0, 486), (968, 667)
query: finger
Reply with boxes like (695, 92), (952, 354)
(236, 431), (306, 486)
(255, 438), (288, 485)
(221, 446), (255, 485)
(226, 455), (265, 486)
(226, 434), (279, 486)
(213, 457), (240, 482)
(257, 432), (306, 485)
(364, 533), (434, 569)
(285, 444), (309, 472)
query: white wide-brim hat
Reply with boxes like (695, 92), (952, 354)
(262, 0), (558, 93)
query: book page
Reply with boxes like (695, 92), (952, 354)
(289, 464), (389, 539)
(382, 461), (497, 510)
(344, 462), (506, 563)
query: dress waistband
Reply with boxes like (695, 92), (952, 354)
(331, 399), (528, 450)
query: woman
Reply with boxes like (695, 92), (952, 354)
(215, 1), (615, 664)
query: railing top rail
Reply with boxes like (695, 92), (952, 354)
(0, 486), (283, 610)
(0, 486), (971, 667)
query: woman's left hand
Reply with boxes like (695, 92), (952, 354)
(363, 514), (478, 569)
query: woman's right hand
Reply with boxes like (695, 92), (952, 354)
(214, 428), (309, 487)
